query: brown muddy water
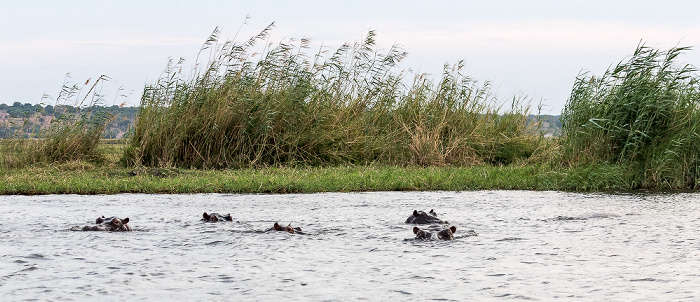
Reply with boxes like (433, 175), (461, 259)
(1, 191), (700, 301)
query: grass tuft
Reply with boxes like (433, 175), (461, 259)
(560, 43), (700, 189)
(123, 27), (541, 169)
(1, 75), (115, 169)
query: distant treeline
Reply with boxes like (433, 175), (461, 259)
(0, 102), (138, 139)
(0, 102), (562, 140)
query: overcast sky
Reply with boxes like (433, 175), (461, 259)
(2, 0), (700, 113)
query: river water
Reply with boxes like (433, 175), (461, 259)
(1, 191), (699, 301)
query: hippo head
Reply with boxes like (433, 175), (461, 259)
(83, 216), (132, 231)
(413, 226), (456, 240)
(202, 212), (233, 222)
(436, 226), (457, 240)
(406, 209), (447, 224)
(107, 217), (132, 232)
(413, 226), (432, 239)
(271, 222), (300, 234)
(203, 212), (219, 222)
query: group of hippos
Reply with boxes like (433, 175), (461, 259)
(81, 209), (470, 241)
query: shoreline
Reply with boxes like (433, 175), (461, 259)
(1, 164), (642, 195)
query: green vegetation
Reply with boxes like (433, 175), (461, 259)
(0, 102), (137, 139)
(0, 161), (632, 195)
(125, 26), (541, 169)
(1, 27), (698, 194)
(0, 75), (116, 169)
(561, 44), (700, 189)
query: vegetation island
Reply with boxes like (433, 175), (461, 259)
(1, 27), (697, 194)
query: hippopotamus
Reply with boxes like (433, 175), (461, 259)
(413, 226), (457, 240)
(267, 222), (303, 234)
(202, 212), (233, 222)
(405, 209), (447, 224)
(82, 216), (132, 231)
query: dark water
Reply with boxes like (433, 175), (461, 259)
(1, 191), (700, 301)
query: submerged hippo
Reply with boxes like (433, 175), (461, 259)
(267, 222), (303, 234)
(83, 216), (132, 231)
(202, 212), (233, 222)
(405, 209), (447, 224)
(413, 226), (457, 240)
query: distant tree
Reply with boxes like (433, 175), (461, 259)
(22, 103), (35, 112)
(0, 103), (139, 139)
(8, 107), (27, 118)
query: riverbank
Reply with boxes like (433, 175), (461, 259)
(3, 40), (698, 193)
(0, 163), (634, 195)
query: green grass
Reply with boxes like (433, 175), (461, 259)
(0, 140), (631, 194)
(0, 163), (635, 195)
(561, 44), (700, 189)
(2, 28), (699, 193)
(0, 75), (115, 169)
(125, 27), (542, 169)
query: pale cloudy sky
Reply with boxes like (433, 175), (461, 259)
(2, 0), (700, 113)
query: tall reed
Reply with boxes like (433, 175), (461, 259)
(560, 44), (700, 188)
(0, 75), (114, 169)
(124, 26), (541, 169)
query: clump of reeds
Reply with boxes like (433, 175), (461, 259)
(0, 75), (114, 169)
(560, 44), (700, 189)
(123, 25), (541, 169)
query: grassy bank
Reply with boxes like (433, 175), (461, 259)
(2, 27), (699, 193)
(0, 163), (634, 195)
(0, 139), (637, 194)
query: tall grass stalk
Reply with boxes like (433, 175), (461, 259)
(561, 44), (700, 189)
(0, 75), (114, 169)
(124, 26), (541, 169)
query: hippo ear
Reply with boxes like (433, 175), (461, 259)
(225, 214), (233, 221)
(123, 218), (130, 224)
(450, 226), (456, 233)
(413, 227), (420, 234)
(413, 210), (419, 217)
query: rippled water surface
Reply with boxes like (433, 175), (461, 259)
(2, 191), (700, 301)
